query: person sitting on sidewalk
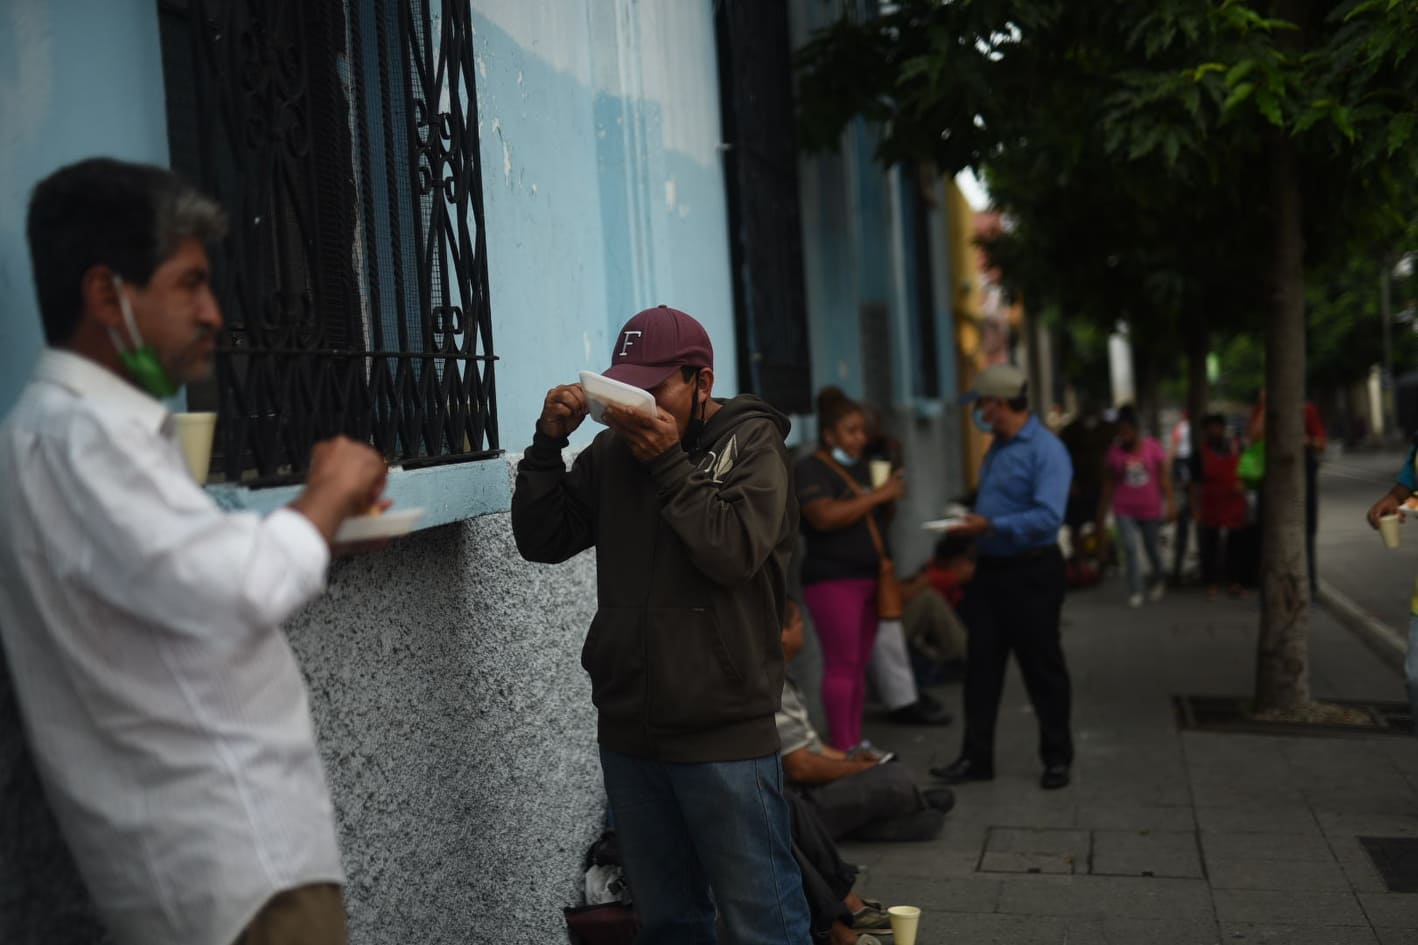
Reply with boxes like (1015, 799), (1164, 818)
(1364, 440), (1418, 726)
(779, 599), (956, 842)
(786, 790), (892, 945)
(899, 533), (975, 684)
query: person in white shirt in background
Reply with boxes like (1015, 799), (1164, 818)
(1169, 412), (1194, 584)
(0, 157), (389, 945)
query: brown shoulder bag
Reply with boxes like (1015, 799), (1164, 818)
(815, 451), (903, 620)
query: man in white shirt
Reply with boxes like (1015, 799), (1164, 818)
(0, 157), (389, 945)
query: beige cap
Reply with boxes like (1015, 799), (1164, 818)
(962, 363), (1028, 402)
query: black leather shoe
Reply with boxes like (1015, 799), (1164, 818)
(888, 698), (953, 726)
(924, 787), (956, 814)
(1040, 764), (1071, 790)
(929, 756), (994, 784)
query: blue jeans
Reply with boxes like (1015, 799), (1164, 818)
(599, 749), (812, 945)
(1116, 516), (1164, 597)
(1407, 615), (1418, 729)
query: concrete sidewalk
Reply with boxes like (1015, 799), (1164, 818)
(848, 585), (1418, 944)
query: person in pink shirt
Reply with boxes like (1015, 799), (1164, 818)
(1097, 405), (1177, 607)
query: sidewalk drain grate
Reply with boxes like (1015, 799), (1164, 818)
(1173, 695), (1414, 738)
(1360, 837), (1418, 892)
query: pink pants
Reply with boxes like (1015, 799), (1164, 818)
(803, 577), (879, 750)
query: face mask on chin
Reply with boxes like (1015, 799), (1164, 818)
(830, 446), (857, 466)
(971, 405), (994, 434)
(109, 276), (181, 399)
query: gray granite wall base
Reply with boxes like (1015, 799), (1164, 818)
(1, 510), (604, 945)
(291, 512), (603, 944)
(0, 664), (113, 945)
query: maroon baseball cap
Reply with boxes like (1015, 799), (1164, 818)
(603, 305), (714, 390)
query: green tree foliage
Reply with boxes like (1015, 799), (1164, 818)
(795, 0), (1418, 712)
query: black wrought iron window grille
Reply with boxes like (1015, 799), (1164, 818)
(159, 0), (499, 486)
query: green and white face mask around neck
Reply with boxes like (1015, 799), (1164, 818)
(109, 274), (180, 399)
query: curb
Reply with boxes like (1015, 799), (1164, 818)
(1316, 578), (1407, 676)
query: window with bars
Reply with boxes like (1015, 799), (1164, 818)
(158, 0), (498, 486)
(714, 0), (813, 417)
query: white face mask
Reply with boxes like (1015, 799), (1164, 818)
(830, 447), (857, 466)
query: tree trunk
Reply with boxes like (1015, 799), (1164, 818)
(1134, 339), (1161, 434)
(1254, 124), (1311, 713)
(1185, 311), (1209, 452)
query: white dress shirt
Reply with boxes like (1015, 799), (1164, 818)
(0, 350), (344, 945)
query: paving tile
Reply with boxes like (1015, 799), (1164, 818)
(1220, 924), (1379, 944)
(1378, 740), (1418, 777)
(908, 911), (1067, 945)
(1376, 929), (1418, 945)
(1330, 835), (1397, 894)
(1090, 829), (1204, 879)
(1281, 739), (1396, 773)
(1182, 733), (1288, 767)
(1076, 916), (1220, 945)
(1202, 831), (1337, 862)
(995, 874), (1213, 920)
(1189, 781), (1308, 810)
(1307, 790), (1418, 818)
(933, 819), (993, 849)
(979, 827), (1089, 875)
(841, 840), (978, 879)
(1211, 889), (1369, 927)
(1315, 810), (1418, 840)
(1195, 805), (1321, 835)
(980, 850), (1079, 875)
(1360, 892), (1418, 928)
(1074, 782), (1196, 809)
(956, 803), (1080, 830)
(856, 874), (1001, 914)
(1206, 856), (1353, 892)
(1073, 804), (1197, 832)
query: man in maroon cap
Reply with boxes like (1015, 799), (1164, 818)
(512, 306), (811, 944)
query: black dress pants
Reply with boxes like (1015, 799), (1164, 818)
(958, 547), (1073, 768)
(1197, 526), (1244, 588)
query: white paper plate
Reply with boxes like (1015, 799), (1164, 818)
(579, 370), (657, 424)
(921, 517), (967, 532)
(335, 507), (425, 543)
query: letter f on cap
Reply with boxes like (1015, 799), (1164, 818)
(619, 330), (643, 356)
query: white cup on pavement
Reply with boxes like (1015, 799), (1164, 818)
(888, 905), (921, 945)
(1380, 513), (1402, 550)
(173, 412), (217, 485)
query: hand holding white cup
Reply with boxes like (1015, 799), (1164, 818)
(1380, 513), (1402, 550)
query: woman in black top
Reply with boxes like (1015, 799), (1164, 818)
(796, 388), (905, 749)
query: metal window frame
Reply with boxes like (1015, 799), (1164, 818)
(159, 0), (499, 486)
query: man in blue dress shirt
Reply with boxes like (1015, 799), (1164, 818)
(1365, 442), (1418, 728)
(931, 364), (1076, 790)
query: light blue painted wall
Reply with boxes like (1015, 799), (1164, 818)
(0, 1), (738, 523)
(0, 0), (170, 417)
(788, 0), (967, 570)
(471, 0), (737, 454)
